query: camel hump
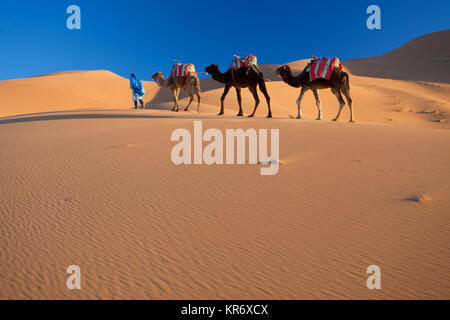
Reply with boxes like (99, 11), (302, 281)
(172, 63), (196, 77)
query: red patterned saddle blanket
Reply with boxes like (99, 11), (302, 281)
(172, 63), (196, 77)
(231, 55), (257, 71)
(309, 57), (343, 81)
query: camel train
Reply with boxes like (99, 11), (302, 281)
(151, 55), (354, 122)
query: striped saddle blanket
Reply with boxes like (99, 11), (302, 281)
(309, 57), (343, 81)
(172, 63), (196, 77)
(231, 55), (257, 71)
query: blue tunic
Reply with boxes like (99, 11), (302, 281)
(130, 77), (145, 101)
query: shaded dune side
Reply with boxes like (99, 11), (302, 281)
(345, 30), (450, 83)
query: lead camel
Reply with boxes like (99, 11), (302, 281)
(275, 64), (355, 122)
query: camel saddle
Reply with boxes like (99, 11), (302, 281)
(231, 55), (257, 71)
(171, 63), (196, 77)
(309, 57), (343, 81)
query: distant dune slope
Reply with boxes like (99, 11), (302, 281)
(0, 71), (158, 117)
(344, 30), (450, 83)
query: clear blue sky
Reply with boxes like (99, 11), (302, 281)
(0, 0), (449, 80)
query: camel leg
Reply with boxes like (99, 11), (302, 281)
(332, 89), (346, 121)
(258, 78), (272, 118)
(343, 91), (355, 122)
(248, 85), (260, 118)
(311, 87), (323, 120)
(296, 86), (307, 119)
(176, 88), (182, 112)
(340, 73), (355, 122)
(183, 87), (194, 111)
(195, 87), (201, 113)
(219, 84), (231, 116)
(170, 87), (178, 111)
(235, 87), (243, 116)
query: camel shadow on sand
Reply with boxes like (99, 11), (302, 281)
(0, 112), (179, 125)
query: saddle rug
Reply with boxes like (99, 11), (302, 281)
(231, 55), (257, 71)
(309, 57), (343, 81)
(172, 63), (196, 77)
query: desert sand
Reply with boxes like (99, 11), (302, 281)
(0, 31), (449, 299)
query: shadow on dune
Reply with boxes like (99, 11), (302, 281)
(145, 77), (225, 107)
(0, 113), (177, 125)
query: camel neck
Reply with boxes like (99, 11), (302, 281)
(157, 76), (170, 87)
(211, 70), (226, 84)
(284, 69), (303, 87)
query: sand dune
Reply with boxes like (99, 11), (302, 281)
(0, 110), (449, 299)
(1, 68), (449, 129)
(0, 31), (449, 299)
(0, 70), (158, 117)
(345, 30), (450, 83)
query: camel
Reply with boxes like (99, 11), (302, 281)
(204, 64), (272, 118)
(151, 71), (201, 112)
(275, 64), (354, 122)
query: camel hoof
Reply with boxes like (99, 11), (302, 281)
(296, 116), (302, 120)
(183, 109), (189, 112)
(332, 118), (338, 122)
(248, 115), (255, 118)
(349, 119), (356, 123)
(237, 113), (243, 117)
(267, 114), (272, 118)
(316, 117), (323, 121)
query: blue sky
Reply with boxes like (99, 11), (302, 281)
(0, 0), (449, 80)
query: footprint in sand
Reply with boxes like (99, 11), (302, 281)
(257, 159), (284, 165)
(407, 194), (431, 203)
(417, 109), (439, 114)
(393, 106), (411, 112)
(107, 144), (136, 150)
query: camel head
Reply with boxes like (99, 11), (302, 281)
(204, 64), (219, 75)
(275, 65), (291, 79)
(151, 72), (163, 81)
